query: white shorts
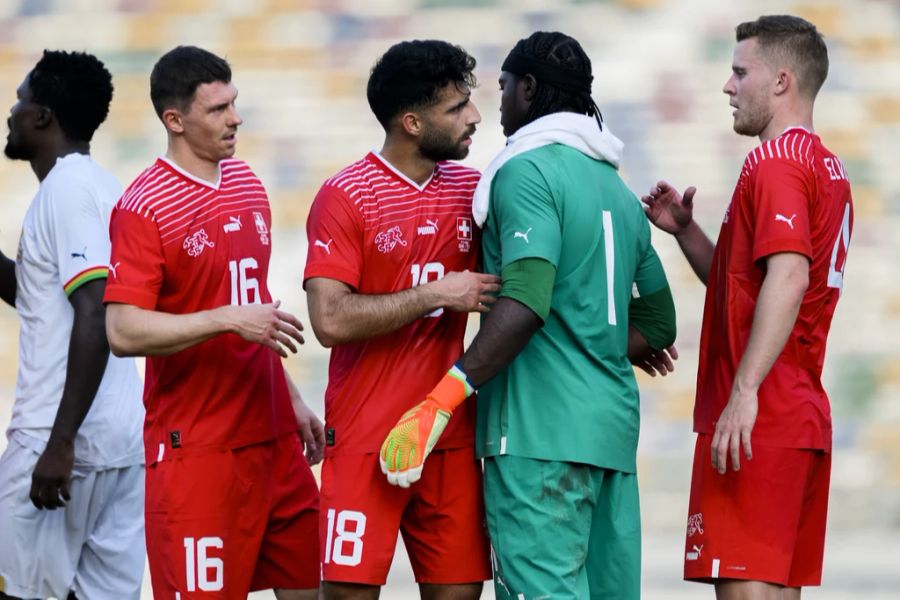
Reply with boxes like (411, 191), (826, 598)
(0, 438), (145, 599)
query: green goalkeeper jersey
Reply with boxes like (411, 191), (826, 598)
(476, 144), (670, 472)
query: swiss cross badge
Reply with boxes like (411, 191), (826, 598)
(457, 217), (472, 252)
(253, 211), (270, 246)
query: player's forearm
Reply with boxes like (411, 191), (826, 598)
(459, 297), (542, 387)
(674, 221), (715, 285)
(310, 285), (441, 347)
(283, 367), (305, 412)
(49, 303), (110, 444)
(627, 325), (653, 360)
(732, 254), (809, 393)
(106, 302), (231, 356)
(0, 252), (16, 307)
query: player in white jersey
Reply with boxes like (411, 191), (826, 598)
(0, 51), (145, 600)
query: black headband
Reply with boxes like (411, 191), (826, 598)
(501, 51), (593, 96)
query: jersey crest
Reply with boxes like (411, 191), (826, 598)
(374, 226), (407, 254)
(183, 229), (215, 257)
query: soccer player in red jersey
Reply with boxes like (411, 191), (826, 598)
(304, 40), (499, 599)
(643, 16), (853, 599)
(103, 46), (322, 599)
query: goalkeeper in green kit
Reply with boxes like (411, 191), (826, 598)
(380, 31), (677, 599)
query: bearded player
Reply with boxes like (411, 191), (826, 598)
(304, 40), (498, 600)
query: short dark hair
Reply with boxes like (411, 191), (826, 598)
(29, 50), (113, 143)
(507, 31), (597, 124)
(736, 15), (829, 98)
(150, 46), (231, 117)
(367, 40), (477, 129)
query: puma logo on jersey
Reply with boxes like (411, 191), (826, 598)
(775, 213), (797, 229)
(513, 228), (532, 244)
(223, 215), (242, 233)
(70, 246), (87, 260)
(108, 262), (120, 279)
(315, 239), (334, 255)
(686, 544), (704, 561)
(417, 219), (439, 236)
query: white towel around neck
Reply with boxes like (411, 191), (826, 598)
(473, 112), (624, 227)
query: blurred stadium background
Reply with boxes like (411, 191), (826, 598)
(0, 0), (897, 597)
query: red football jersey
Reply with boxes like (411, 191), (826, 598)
(695, 128), (853, 450)
(105, 157), (297, 464)
(304, 152), (480, 455)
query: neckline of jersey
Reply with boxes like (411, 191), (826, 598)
(46, 152), (91, 179)
(780, 125), (815, 138)
(157, 156), (223, 191)
(368, 151), (436, 192)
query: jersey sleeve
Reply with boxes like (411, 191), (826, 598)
(491, 156), (561, 270)
(103, 206), (165, 309)
(750, 158), (814, 263)
(303, 184), (364, 289)
(633, 216), (669, 297)
(47, 182), (112, 296)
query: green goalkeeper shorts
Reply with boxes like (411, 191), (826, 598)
(483, 455), (641, 600)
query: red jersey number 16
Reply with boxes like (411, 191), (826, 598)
(229, 258), (261, 305)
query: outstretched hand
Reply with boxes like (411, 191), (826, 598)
(642, 181), (696, 235)
(225, 300), (305, 357)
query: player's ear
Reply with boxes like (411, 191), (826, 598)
(774, 68), (791, 96)
(399, 111), (423, 138)
(161, 108), (185, 134)
(521, 74), (538, 103)
(34, 106), (53, 129)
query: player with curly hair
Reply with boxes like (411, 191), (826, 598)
(304, 39), (498, 600)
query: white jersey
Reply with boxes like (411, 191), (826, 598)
(9, 152), (143, 469)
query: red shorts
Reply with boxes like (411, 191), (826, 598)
(320, 446), (491, 585)
(145, 433), (319, 599)
(683, 433), (831, 587)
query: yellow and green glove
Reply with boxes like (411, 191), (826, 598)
(379, 363), (474, 487)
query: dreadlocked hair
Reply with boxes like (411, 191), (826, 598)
(511, 31), (596, 123)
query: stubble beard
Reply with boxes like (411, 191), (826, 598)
(732, 98), (771, 138)
(420, 126), (470, 162)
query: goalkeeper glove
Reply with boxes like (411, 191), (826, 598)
(379, 363), (474, 487)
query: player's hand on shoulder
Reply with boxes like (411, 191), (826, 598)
(222, 300), (305, 357)
(430, 270), (502, 313)
(641, 180), (696, 235)
(30, 437), (75, 510)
